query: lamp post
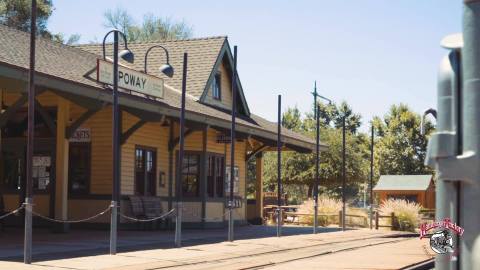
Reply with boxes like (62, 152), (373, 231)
(101, 29), (134, 255)
(144, 45), (174, 77)
(311, 82), (332, 234)
(175, 52), (187, 248)
(24, 0), (37, 264)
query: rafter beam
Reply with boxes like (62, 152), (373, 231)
(65, 108), (100, 139)
(0, 89), (45, 128)
(34, 99), (56, 135)
(120, 119), (147, 145)
(169, 128), (195, 151)
(246, 144), (269, 162)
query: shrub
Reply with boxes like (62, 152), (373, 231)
(297, 196), (342, 226)
(379, 199), (421, 232)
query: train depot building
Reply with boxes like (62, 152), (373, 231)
(0, 24), (322, 230)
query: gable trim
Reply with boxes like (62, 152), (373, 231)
(200, 39), (251, 116)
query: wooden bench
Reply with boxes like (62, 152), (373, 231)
(0, 195), (5, 231)
(128, 196), (164, 229)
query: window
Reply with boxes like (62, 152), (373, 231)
(180, 153), (200, 197)
(207, 155), (225, 198)
(387, 194), (418, 203)
(69, 143), (91, 194)
(212, 73), (221, 100)
(135, 147), (157, 196)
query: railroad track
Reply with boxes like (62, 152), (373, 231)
(131, 233), (417, 270)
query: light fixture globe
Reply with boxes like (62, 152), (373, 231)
(160, 63), (174, 77)
(119, 49), (134, 63)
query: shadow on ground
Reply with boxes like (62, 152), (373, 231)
(0, 225), (344, 263)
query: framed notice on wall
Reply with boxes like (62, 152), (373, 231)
(225, 166), (239, 195)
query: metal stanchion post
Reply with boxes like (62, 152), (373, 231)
(24, 198), (33, 263)
(109, 201), (117, 254)
(228, 202), (234, 241)
(175, 202), (182, 247)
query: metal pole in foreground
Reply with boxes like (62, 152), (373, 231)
(277, 94), (282, 237)
(228, 46), (237, 242)
(461, 2), (480, 268)
(24, 0), (36, 264)
(175, 52), (188, 248)
(313, 82), (319, 234)
(369, 125), (374, 229)
(109, 30), (120, 256)
(342, 117), (346, 232)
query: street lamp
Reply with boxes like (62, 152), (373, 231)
(144, 45), (174, 77)
(311, 81), (332, 234)
(102, 29), (135, 255)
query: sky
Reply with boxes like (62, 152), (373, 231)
(48, 0), (462, 132)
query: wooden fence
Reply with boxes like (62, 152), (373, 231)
(281, 210), (396, 230)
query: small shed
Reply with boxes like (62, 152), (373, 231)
(373, 175), (435, 209)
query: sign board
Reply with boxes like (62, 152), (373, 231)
(96, 59), (165, 99)
(225, 196), (243, 209)
(225, 166), (239, 195)
(69, 128), (91, 142)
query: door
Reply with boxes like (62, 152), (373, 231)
(135, 147), (157, 196)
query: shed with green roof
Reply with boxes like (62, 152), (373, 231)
(373, 175), (435, 209)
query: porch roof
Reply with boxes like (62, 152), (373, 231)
(0, 25), (323, 152)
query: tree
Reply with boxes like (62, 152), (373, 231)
(104, 8), (193, 42)
(373, 104), (434, 176)
(0, 0), (80, 45)
(262, 102), (369, 203)
(0, 0), (52, 37)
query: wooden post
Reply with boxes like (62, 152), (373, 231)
(255, 153), (263, 222)
(375, 211), (379, 230)
(339, 210), (342, 227)
(55, 97), (70, 232)
(391, 212), (395, 231)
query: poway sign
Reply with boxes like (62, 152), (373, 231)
(96, 59), (164, 99)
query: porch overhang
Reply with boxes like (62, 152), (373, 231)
(0, 62), (319, 153)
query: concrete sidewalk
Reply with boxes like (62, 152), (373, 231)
(0, 228), (434, 270)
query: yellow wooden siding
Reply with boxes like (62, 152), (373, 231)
(68, 199), (111, 223)
(120, 112), (170, 196)
(205, 202), (225, 222)
(204, 60), (233, 110)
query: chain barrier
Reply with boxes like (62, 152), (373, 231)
(31, 205), (112, 223)
(119, 209), (176, 222)
(0, 205), (25, 220)
(180, 206), (232, 222)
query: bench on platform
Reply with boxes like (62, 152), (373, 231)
(0, 195), (5, 231)
(128, 196), (164, 229)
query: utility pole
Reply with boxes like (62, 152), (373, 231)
(342, 116), (346, 232)
(277, 94), (282, 237)
(228, 46), (237, 242)
(24, 0), (37, 264)
(369, 125), (374, 230)
(313, 81), (319, 234)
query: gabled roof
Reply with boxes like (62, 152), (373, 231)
(0, 25), (321, 152)
(373, 175), (433, 191)
(78, 37), (251, 116)
(77, 36), (225, 99)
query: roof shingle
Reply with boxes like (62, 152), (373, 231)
(0, 25), (318, 150)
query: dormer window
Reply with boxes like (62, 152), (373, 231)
(212, 73), (221, 100)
